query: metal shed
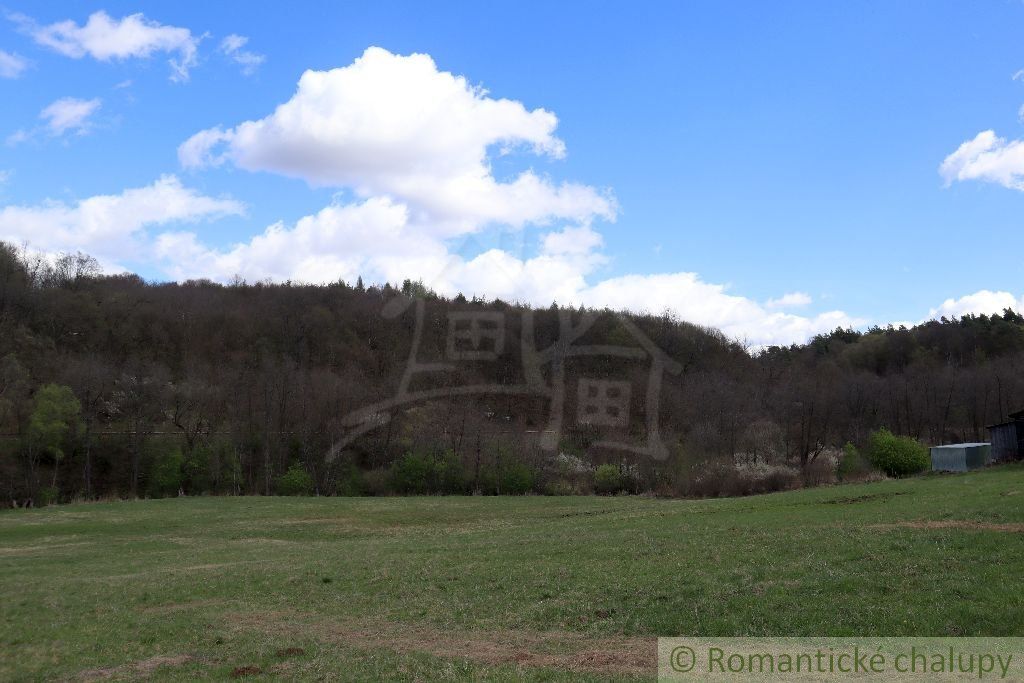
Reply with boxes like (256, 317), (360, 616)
(930, 443), (991, 472)
(987, 409), (1024, 463)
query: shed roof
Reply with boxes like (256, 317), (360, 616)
(930, 442), (990, 449)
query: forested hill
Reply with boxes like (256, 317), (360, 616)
(2, 241), (1024, 503)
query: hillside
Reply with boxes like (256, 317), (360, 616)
(2, 242), (1024, 501)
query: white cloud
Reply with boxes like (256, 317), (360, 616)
(162, 45), (873, 347)
(15, 10), (200, 82)
(765, 292), (812, 309)
(0, 49), (28, 78)
(940, 130), (1024, 190)
(928, 290), (1024, 319)
(179, 46), (613, 231)
(0, 175), (243, 266)
(5, 130), (28, 146)
(219, 34), (264, 75)
(7, 97), (102, 146)
(575, 275), (859, 347)
(40, 97), (101, 136)
(151, 194), (862, 347)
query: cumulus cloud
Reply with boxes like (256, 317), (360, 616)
(219, 34), (263, 75)
(162, 45), (877, 347)
(40, 97), (102, 136)
(940, 130), (1024, 190)
(7, 97), (102, 145)
(0, 49), (28, 78)
(150, 195), (862, 347)
(765, 292), (812, 309)
(928, 290), (1024, 319)
(0, 175), (243, 266)
(15, 10), (200, 81)
(179, 46), (613, 231)
(575, 275), (858, 347)
(154, 197), (587, 304)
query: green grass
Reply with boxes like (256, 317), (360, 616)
(2, 465), (1023, 681)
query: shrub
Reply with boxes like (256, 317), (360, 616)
(594, 464), (624, 495)
(390, 451), (468, 495)
(360, 468), (391, 496)
(866, 428), (929, 477)
(147, 448), (184, 498)
(276, 462), (314, 496)
(434, 451), (469, 494)
(542, 478), (578, 496)
(683, 459), (801, 498)
(390, 452), (432, 494)
(803, 452), (838, 487)
(38, 486), (59, 506)
(335, 463), (365, 496)
(497, 461), (534, 495)
(183, 445), (212, 493)
(837, 442), (871, 481)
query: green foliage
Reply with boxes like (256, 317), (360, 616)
(27, 384), (81, 463)
(183, 445), (212, 493)
(867, 428), (929, 477)
(837, 442), (871, 481)
(147, 447), (184, 498)
(360, 469), (391, 496)
(476, 454), (536, 495)
(390, 450), (468, 495)
(276, 462), (314, 496)
(496, 461), (534, 495)
(335, 462), (365, 497)
(594, 464), (624, 495)
(38, 486), (59, 506)
(390, 452), (432, 494)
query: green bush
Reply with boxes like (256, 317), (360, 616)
(434, 451), (469, 494)
(498, 461), (534, 495)
(183, 445), (212, 493)
(390, 452), (433, 494)
(542, 478), (577, 496)
(837, 442), (871, 481)
(38, 486), (59, 506)
(867, 428), (929, 477)
(390, 451), (468, 495)
(147, 448), (184, 498)
(594, 464), (624, 495)
(335, 463), (365, 496)
(276, 462), (314, 496)
(360, 469), (391, 496)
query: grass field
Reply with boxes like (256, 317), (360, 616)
(2, 465), (1023, 681)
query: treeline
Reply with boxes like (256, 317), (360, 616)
(1, 241), (1023, 504)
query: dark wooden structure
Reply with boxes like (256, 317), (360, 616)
(987, 409), (1024, 462)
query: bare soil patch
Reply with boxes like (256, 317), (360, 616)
(78, 654), (192, 681)
(227, 610), (654, 676)
(869, 520), (1024, 532)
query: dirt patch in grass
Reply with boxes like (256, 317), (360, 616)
(823, 492), (904, 505)
(78, 654), (192, 681)
(89, 561), (263, 582)
(227, 611), (654, 676)
(140, 598), (227, 615)
(869, 520), (1024, 533)
(0, 541), (93, 556)
(229, 665), (262, 677)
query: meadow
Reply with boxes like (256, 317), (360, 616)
(1, 465), (1023, 681)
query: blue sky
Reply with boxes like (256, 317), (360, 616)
(1, 1), (1023, 346)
